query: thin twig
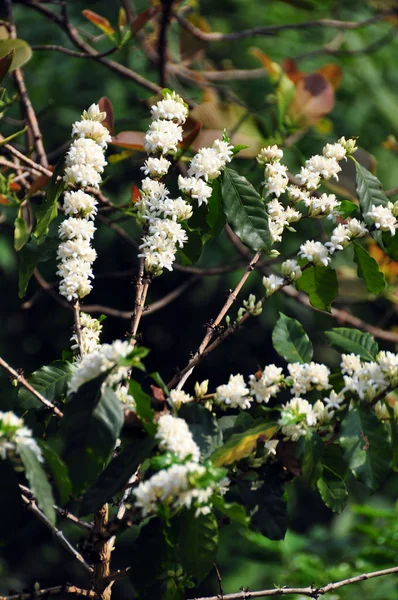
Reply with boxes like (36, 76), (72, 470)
(31, 44), (120, 59)
(188, 564), (398, 599)
(104, 566), (131, 584)
(72, 299), (85, 356)
(0, 586), (97, 600)
(174, 10), (396, 42)
(21, 495), (93, 575)
(55, 506), (93, 532)
(158, 0), (174, 87)
(0, 356), (63, 418)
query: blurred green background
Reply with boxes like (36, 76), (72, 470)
(0, 0), (398, 597)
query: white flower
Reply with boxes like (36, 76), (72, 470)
(281, 259), (302, 281)
(156, 414), (200, 462)
(188, 147), (225, 181)
(215, 374), (251, 409)
(257, 145), (283, 164)
(346, 218), (367, 239)
(58, 217), (96, 241)
(59, 270), (93, 301)
(71, 312), (102, 355)
(287, 362), (330, 396)
(323, 390), (345, 411)
(323, 143), (347, 161)
(374, 401), (389, 421)
(377, 351), (398, 386)
(287, 185), (311, 204)
(305, 155), (341, 181)
(279, 397), (317, 440)
(298, 240), (330, 266)
(338, 136), (357, 155)
(264, 162), (289, 198)
(141, 177), (169, 200)
(366, 204), (397, 236)
(305, 193), (339, 219)
(269, 220), (284, 244)
(64, 164), (102, 188)
(57, 239), (97, 262)
(63, 190), (98, 220)
(340, 354), (362, 376)
(140, 157), (171, 177)
(72, 119), (111, 147)
(194, 380), (209, 398)
(68, 339), (132, 393)
(116, 385), (136, 410)
(170, 389), (193, 409)
(389, 200), (398, 218)
(296, 167), (321, 190)
(151, 92), (188, 124)
(82, 103), (107, 122)
(178, 175), (212, 206)
(144, 119), (182, 154)
(65, 138), (107, 173)
(263, 274), (284, 296)
(162, 197), (193, 221)
(325, 224), (350, 253)
(313, 400), (333, 424)
(57, 258), (94, 281)
(342, 358), (388, 402)
(0, 411), (43, 462)
(249, 365), (283, 403)
(212, 139), (234, 162)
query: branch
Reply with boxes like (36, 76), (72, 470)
(0, 586), (97, 600)
(174, 10), (396, 42)
(0, 356), (63, 418)
(188, 564), (398, 599)
(21, 495), (93, 575)
(158, 0), (174, 87)
(92, 504), (113, 600)
(31, 44), (120, 59)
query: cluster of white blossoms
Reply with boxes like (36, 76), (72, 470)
(68, 339), (132, 393)
(58, 104), (110, 302)
(249, 365), (284, 404)
(137, 92), (193, 274)
(169, 389), (193, 410)
(134, 460), (228, 518)
(0, 411), (43, 462)
(341, 351), (398, 402)
(366, 201), (398, 236)
(278, 397), (336, 441)
(287, 362), (330, 395)
(70, 312), (102, 357)
(155, 414), (200, 462)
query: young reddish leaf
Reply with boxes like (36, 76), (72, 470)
(110, 131), (145, 150)
(180, 119), (201, 150)
(179, 14), (209, 64)
(98, 96), (114, 134)
(0, 194), (10, 205)
(130, 6), (160, 35)
(131, 184), (141, 204)
(27, 167), (54, 197)
(150, 385), (165, 402)
(288, 73), (334, 127)
(82, 10), (115, 36)
(9, 181), (21, 192)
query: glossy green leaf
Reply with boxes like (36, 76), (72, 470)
(325, 328), (378, 362)
(79, 436), (156, 515)
(179, 403), (222, 459)
(211, 422), (278, 467)
(355, 161), (388, 227)
(177, 509), (218, 585)
(340, 407), (392, 492)
(178, 228), (203, 265)
(212, 495), (250, 527)
(296, 265), (338, 312)
(18, 361), (76, 410)
(33, 160), (65, 241)
(353, 243), (385, 294)
(128, 380), (156, 435)
(18, 237), (57, 298)
(296, 432), (323, 488)
(62, 378), (124, 495)
(14, 217), (29, 252)
(206, 178), (226, 239)
(222, 168), (270, 252)
(272, 313), (313, 364)
(0, 39), (32, 70)
(40, 442), (72, 505)
(338, 199), (359, 218)
(317, 468), (348, 514)
(18, 443), (56, 525)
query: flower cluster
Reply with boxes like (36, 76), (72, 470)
(215, 374), (251, 409)
(155, 414), (200, 462)
(278, 397), (335, 441)
(341, 351), (398, 402)
(134, 460), (228, 518)
(366, 203), (398, 236)
(287, 362), (330, 396)
(58, 104), (110, 302)
(0, 411), (42, 462)
(70, 312), (102, 357)
(137, 92), (193, 275)
(68, 339), (132, 393)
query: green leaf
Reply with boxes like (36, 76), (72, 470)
(14, 216), (29, 251)
(179, 404), (222, 459)
(317, 467), (348, 514)
(0, 50), (14, 84)
(222, 168), (271, 252)
(128, 380), (156, 435)
(79, 436), (156, 515)
(340, 407), (392, 492)
(355, 161), (388, 228)
(0, 39), (32, 70)
(18, 361), (76, 410)
(18, 443), (56, 525)
(177, 509), (218, 585)
(32, 160), (65, 241)
(382, 230), (398, 261)
(206, 179), (226, 239)
(272, 313), (313, 364)
(212, 495), (250, 527)
(236, 465), (287, 540)
(338, 199), (359, 219)
(353, 243), (385, 294)
(61, 378), (124, 494)
(296, 432), (323, 488)
(296, 265), (338, 312)
(178, 228), (203, 265)
(0, 459), (25, 543)
(325, 328), (378, 362)
(18, 237), (57, 298)
(40, 442), (72, 505)
(211, 422), (278, 467)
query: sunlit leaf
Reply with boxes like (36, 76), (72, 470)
(211, 422), (278, 467)
(0, 39), (32, 70)
(272, 313), (313, 364)
(325, 327), (378, 362)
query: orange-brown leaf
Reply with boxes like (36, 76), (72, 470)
(288, 73), (334, 127)
(98, 96), (114, 134)
(131, 184), (141, 204)
(0, 194), (10, 205)
(110, 131), (145, 150)
(130, 6), (160, 35)
(82, 10), (115, 36)
(151, 385), (165, 402)
(317, 64), (342, 89)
